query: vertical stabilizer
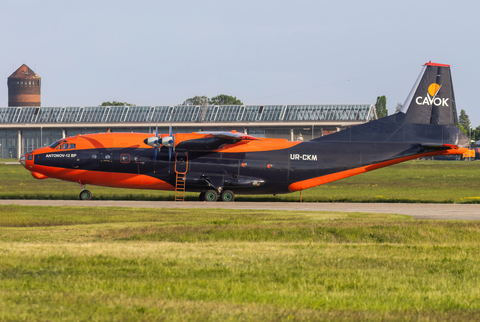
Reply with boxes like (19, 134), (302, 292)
(400, 62), (458, 126)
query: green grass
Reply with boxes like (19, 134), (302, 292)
(1, 206), (480, 320)
(0, 158), (18, 162)
(3, 160), (480, 203)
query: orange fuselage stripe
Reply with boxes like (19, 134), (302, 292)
(31, 164), (175, 190)
(288, 147), (467, 192)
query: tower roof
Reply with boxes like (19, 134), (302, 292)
(8, 64), (40, 79)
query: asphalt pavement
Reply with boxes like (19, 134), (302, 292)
(1, 200), (480, 220)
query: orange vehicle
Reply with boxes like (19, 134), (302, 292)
(20, 62), (468, 201)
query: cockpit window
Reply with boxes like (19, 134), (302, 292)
(62, 143), (68, 150)
(50, 141), (61, 149)
(69, 143), (76, 149)
(27, 154), (33, 160)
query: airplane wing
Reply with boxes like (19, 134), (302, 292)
(173, 131), (259, 152)
(194, 131), (259, 141)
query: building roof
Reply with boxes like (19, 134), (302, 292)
(8, 64), (40, 79)
(0, 105), (376, 126)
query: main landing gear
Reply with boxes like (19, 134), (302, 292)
(199, 189), (235, 202)
(78, 181), (92, 200)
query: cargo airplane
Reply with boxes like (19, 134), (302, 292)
(20, 62), (469, 201)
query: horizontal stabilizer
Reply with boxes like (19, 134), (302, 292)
(421, 143), (458, 149)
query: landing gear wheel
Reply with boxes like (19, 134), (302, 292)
(204, 190), (218, 202)
(221, 190), (235, 202)
(199, 192), (205, 201)
(79, 190), (92, 200)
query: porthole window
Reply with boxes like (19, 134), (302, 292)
(134, 156), (140, 162)
(92, 154), (97, 159)
(105, 155), (111, 160)
(120, 154), (130, 163)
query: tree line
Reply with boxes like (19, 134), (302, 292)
(101, 94), (243, 108)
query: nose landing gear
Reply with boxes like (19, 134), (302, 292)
(78, 181), (92, 200)
(79, 190), (92, 200)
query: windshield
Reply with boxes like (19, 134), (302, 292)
(50, 141), (61, 149)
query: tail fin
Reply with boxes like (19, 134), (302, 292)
(400, 62), (458, 126)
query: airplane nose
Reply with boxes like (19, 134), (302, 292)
(19, 153), (26, 167)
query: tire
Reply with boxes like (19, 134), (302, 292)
(221, 190), (235, 202)
(198, 192), (205, 201)
(204, 190), (218, 202)
(79, 190), (92, 200)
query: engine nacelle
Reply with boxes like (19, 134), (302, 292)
(161, 136), (174, 147)
(144, 136), (161, 148)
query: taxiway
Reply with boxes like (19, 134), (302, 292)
(1, 200), (479, 220)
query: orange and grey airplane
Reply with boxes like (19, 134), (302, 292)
(20, 62), (469, 201)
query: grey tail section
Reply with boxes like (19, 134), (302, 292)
(400, 62), (458, 126)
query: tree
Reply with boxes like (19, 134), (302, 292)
(474, 125), (480, 142)
(209, 94), (243, 105)
(459, 109), (471, 130)
(101, 101), (135, 106)
(395, 103), (402, 114)
(375, 96), (388, 118)
(182, 96), (209, 106)
(457, 123), (468, 136)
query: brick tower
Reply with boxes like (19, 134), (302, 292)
(8, 64), (41, 107)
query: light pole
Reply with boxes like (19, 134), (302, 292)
(468, 127), (473, 161)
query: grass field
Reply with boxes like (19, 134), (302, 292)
(0, 158), (16, 163)
(1, 206), (479, 321)
(2, 160), (480, 203)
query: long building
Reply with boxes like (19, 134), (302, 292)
(0, 104), (377, 159)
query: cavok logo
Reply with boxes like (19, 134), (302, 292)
(415, 83), (449, 107)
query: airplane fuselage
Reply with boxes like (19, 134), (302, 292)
(19, 63), (470, 201)
(22, 125), (465, 196)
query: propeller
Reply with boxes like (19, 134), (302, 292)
(163, 122), (174, 172)
(143, 122), (174, 173)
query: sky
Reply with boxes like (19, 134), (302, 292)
(1, 0), (479, 125)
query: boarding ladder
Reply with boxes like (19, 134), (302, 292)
(174, 153), (188, 201)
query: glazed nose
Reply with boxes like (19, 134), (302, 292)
(19, 153), (26, 167)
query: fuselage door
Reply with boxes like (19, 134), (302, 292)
(175, 153), (188, 174)
(73, 151), (83, 169)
